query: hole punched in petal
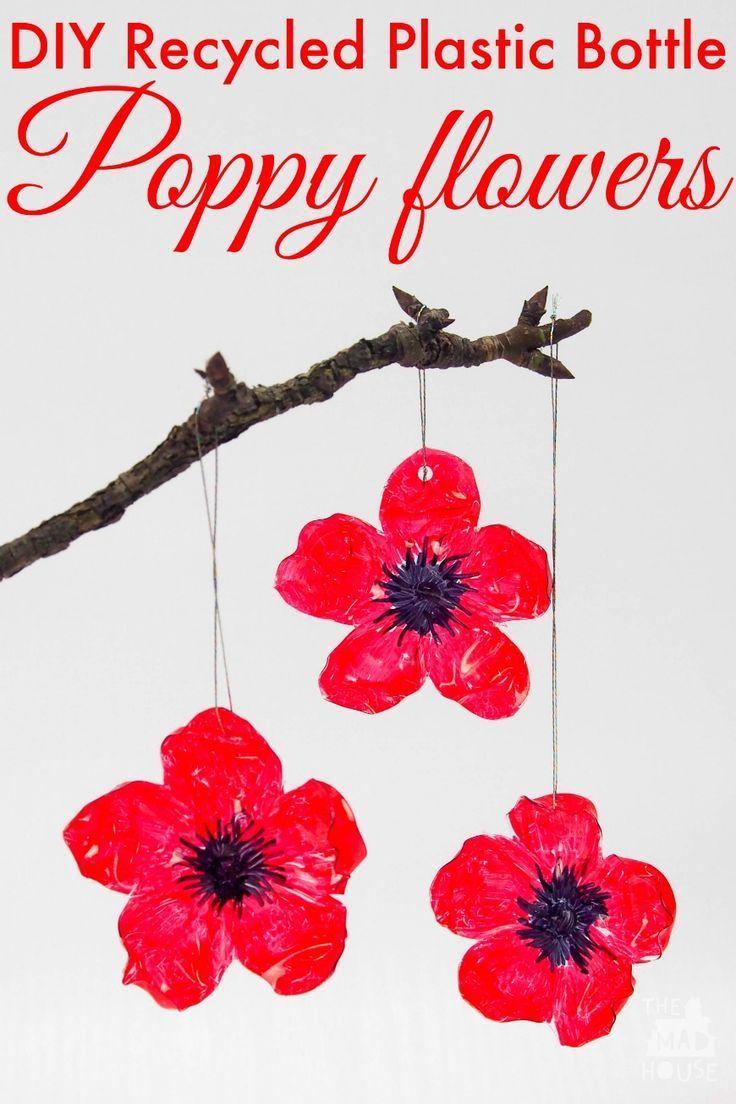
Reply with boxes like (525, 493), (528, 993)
(373, 537), (479, 645)
(177, 814), (286, 915)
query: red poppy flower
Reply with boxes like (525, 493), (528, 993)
(431, 793), (675, 1046)
(276, 448), (550, 719)
(64, 708), (366, 1010)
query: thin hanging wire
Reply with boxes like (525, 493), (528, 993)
(549, 297), (560, 805)
(194, 404), (234, 714)
(418, 366), (429, 478)
(414, 304), (430, 480)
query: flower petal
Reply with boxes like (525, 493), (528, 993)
(468, 525), (551, 621)
(64, 781), (186, 893)
(509, 794), (603, 873)
(431, 835), (538, 938)
(119, 878), (233, 1010)
(425, 619), (529, 720)
(553, 948), (634, 1047)
(264, 780), (367, 895)
(229, 889), (348, 995)
(319, 622), (425, 714)
(379, 449), (480, 545)
(595, 855), (676, 963)
(161, 709), (283, 826)
(275, 514), (385, 624)
(459, 928), (556, 1026)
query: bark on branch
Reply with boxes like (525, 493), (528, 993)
(0, 286), (591, 581)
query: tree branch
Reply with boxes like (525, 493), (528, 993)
(0, 286), (591, 581)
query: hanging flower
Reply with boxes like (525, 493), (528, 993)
(64, 708), (366, 1010)
(276, 448), (550, 719)
(431, 793), (675, 1046)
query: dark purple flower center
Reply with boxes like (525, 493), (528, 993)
(516, 864), (609, 973)
(373, 537), (477, 644)
(178, 815), (285, 914)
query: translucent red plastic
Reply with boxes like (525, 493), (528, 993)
(431, 793), (676, 1046)
(276, 448), (551, 719)
(64, 708), (366, 1010)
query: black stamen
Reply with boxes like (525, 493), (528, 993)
(373, 537), (478, 644)
(516, 864), (609, 974)
(177, 814), (285, 915)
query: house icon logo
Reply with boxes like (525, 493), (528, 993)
(643, 997), (717, 1082)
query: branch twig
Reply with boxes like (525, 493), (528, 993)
(0, 286), (591, 581)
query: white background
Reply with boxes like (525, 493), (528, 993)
(1, 1), (734, 1101)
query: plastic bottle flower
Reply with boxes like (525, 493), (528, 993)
(276, 448), (550, 719)
(64, 708), (366, 1010)
(431, 793), (675, 1046)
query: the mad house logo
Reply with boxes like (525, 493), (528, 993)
(642, 997), (717, 1083)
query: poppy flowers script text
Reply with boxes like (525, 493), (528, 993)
(6, 43), (734, 257)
